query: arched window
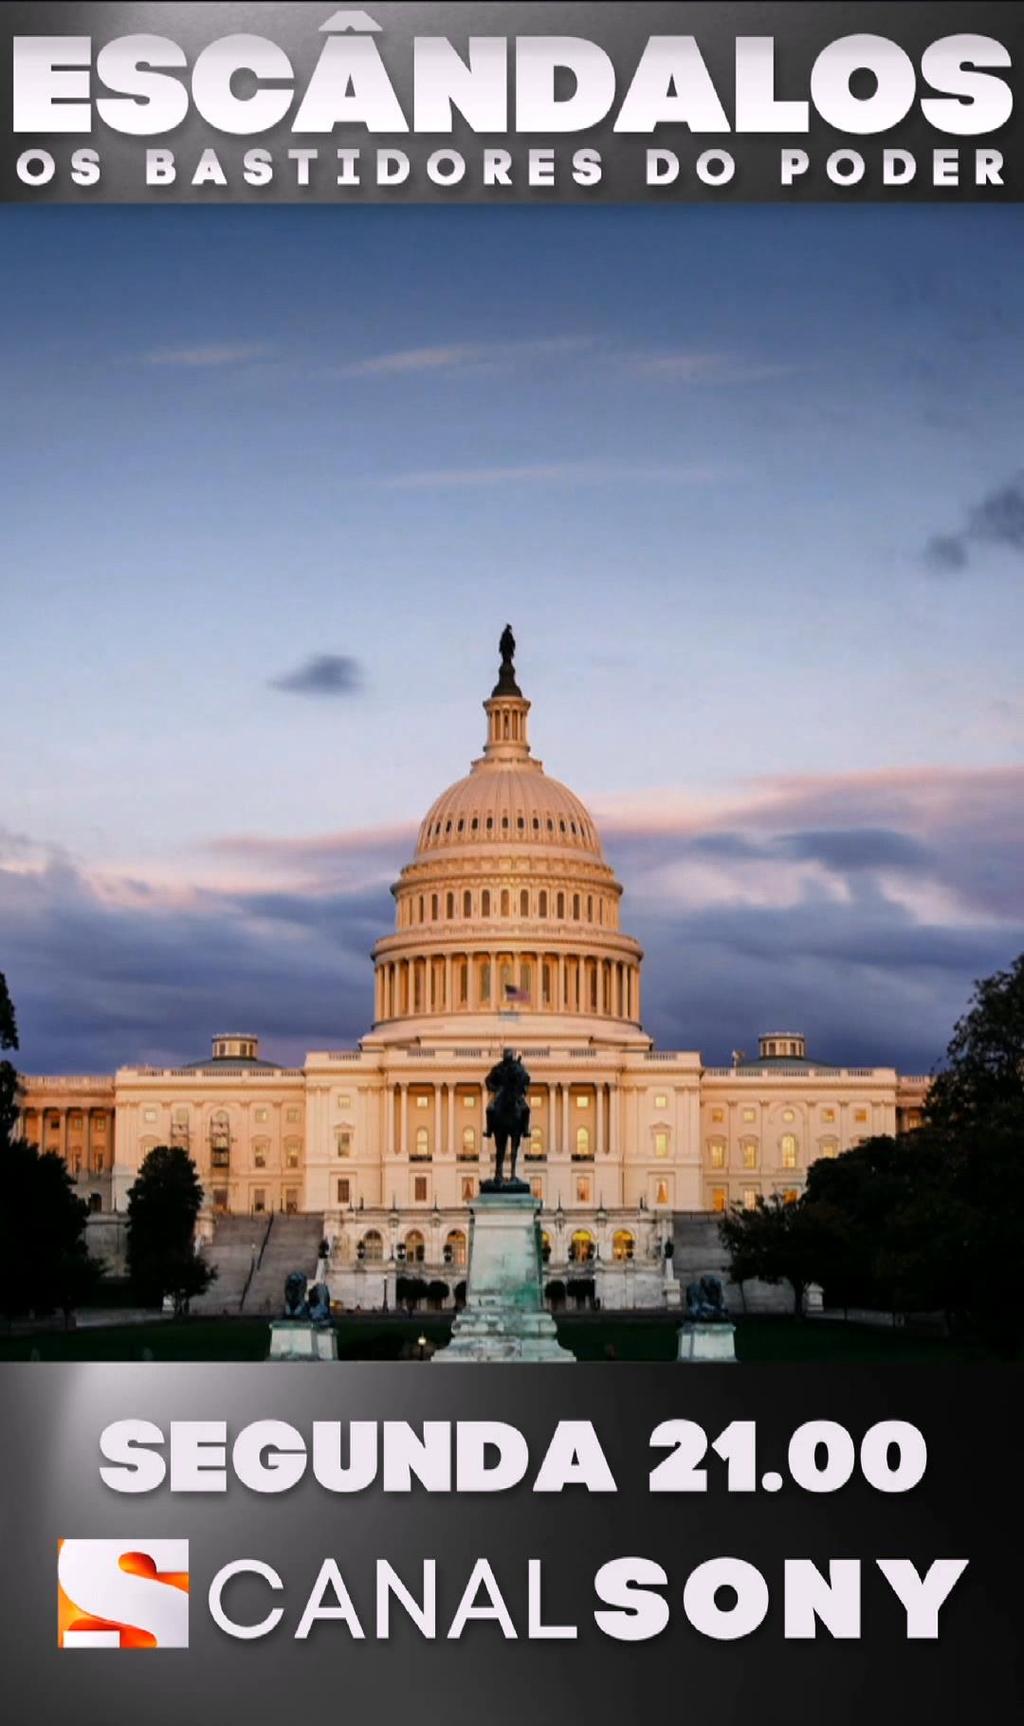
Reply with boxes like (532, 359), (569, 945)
(587, 895), (593, 919)
(654, 1129), (669, 1158)
(538, 890), (548, 917)
(461, 1126), (477, 1159)
(570, 1229), (594, 1264)
(528, 1128), (544, 1158)
(481, 890), (491, 917)
(781, 1134), (798, 1169)
(431, 894), (439, 920)
(361, 1230), (383, 1262)
(418, 895), (424, 921)
(572, 893), (581, 919)
(556, 891), (565, 919)
(446, 1229), (467, 1268)
(463, 890), (472, 917)
(612, 1229), (635, 1262)
(414, 1126), (429, 1160)
(819, 1139), (839, 1160)
(520, 888), (529, 916)
(501, 889), (510, 916)
(445, 892), (454, 918)
(405, 1230), (425, 1263)
(574, 1125), (591, 1160)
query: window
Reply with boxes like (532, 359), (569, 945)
(520, 889), (529, 916)
(361, 1230), (383, 1262)
(556, 891), (565, 919)
(445, 1229), (467, 1269)
(574, 1126), (591, 1160)
(463, 1094), (475, 1108)
(460, 1126), (477, 1160)
(742, 1187), (758, 1211)
(742, 1141), (758, 1170)
(405, 1230), (426, 1263)
(285, 1141), (300, 1170)
(709, 1140), (726, 1170)
(253, 1188), (266, 1214)
(463, 890), (472, 917)
(531, 1177), (544, 1200)
(783, 1108), (795, 1123)
(655, 1093), (667, 1109)
(711, 1186), (728, 1213)
(286, 1106), (302, 1123)
(336, 1130), (352, 1158)
(414, 1176), (428, 1203)
(854, 1108), (869, 1124)
(575, 1093), (590, 1109)
(212, 1187), (229, 1214)
(336, 1093), (351, 1108)
(613, 1229), (635, 1262)
(172, 1106), (188, 1126)
(253, 1142), (267, 1169)
(413, 1126), (430, 1160)
(254, 1108), (269, 1123)
(539, 891), (548, 917)
(711, 1108), (724, 1123)
(481, 890), (491, 917)
(654, 1130), (669, 1158)
(570, 1228), (593, 1260)
(821, 1107), (836, 1122)
(781, 1134), (798, 1170)
(501, 889), (510, 916)
(283, 1189), (299, 1215)
(742, 1107), (756, 1123)
(461, 1177), (475, 1201)
(820, 1139), (839, 1159)
(527, 1128), (544, 1159)
(337, 1178), (350, 1204)
(143, 1108), (157, 1123)
(415, 1094), (429, 1109)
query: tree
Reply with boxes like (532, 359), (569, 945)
(719, 1194), (828, 1315)
(0, 972), (103, 1323)
(126, 1145), (214, 1314)
(927, 955), (1024, 1137)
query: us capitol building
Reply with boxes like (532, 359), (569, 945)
(20, 633), (927, 1310)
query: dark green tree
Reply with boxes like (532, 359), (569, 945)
(926, 955), (1024, 1137)
(0, 973), (103, 1323)
(719, 1193), (830, 1315)
(126, 1145), (214, 1315)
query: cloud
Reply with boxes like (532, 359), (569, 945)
(4, 764), (1020, 1077)
(625, 352), (792, 385)
(924, 471), (1024, 573)
(269, 655), (363, 697)
(142, 343), (269, 368)
(337, 336), (591, 378)
(378, 461), (723, 491)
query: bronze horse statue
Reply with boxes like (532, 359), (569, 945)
(483, 1048), (531, 1187)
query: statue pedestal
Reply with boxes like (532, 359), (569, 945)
(435, 1192), (575, 1364)
(677, 1321), (737, 1363)
(267, 1320), (338, 1362)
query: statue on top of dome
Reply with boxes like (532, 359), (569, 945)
(492, 623), (522, 697)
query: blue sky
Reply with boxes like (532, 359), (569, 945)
(1, 205), (1022, 1073)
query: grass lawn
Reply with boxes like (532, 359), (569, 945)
(0, 1313), (997, 1362)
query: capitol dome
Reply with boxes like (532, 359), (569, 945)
(369, 629), (645, 1047)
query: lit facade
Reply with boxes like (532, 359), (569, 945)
(19, 641), (928, 1308)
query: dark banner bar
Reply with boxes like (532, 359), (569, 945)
(1, 1), (1020, 202)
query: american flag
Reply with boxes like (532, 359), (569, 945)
(504, 983), (527, 1003)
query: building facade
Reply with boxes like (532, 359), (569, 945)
(19, 637), (928, 1308)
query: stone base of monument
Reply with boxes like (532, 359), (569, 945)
(676, 1321), (737, 1363)
(434, 1191), (575, 1364)
(267, 1320), (338, 1362)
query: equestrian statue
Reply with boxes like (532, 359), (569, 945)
(481, 1047), (532, 1190)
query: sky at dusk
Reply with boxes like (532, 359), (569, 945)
(1, 203), (1022, 1074)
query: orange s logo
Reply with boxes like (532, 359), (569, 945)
(58, 1539), (189, 1648)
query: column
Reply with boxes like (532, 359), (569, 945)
(386, 1085), (395, 1157)
(398, 1084), (408, 1158)
(548, 1085), (556, 1156)
(596, 1083), (605, 1158)
(447, 1083), (457, 1157)
(434, 1085), (442, 1157)
(444, 955), (453, 1012)
(562, 1085), (570, 1155)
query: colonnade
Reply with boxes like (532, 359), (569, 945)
(374, 950), (640, 1023)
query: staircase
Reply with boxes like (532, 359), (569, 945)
(240, 1214), (325, 1315)
(193, 1212), (322, 1316)
(671, 1212), (790, 1315)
